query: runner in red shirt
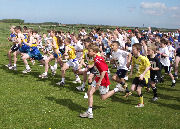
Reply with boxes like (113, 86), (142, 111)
(80, 45), (125, 119)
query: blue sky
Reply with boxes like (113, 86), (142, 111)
(0, 0), (180, 28)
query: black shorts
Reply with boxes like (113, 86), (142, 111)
(11, 44), (20, 52)
(160, 63), (171, 74)
(132, 77), (148, 87)
(150, 74), (160, 83)
(116, 69), (127, 78)
(88, 66), (97, 74)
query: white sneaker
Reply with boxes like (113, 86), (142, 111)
(80, 111), (93, 119)
(56, 81), (65, 86)
(73, 78), (81, 84)
(39, 73), (48, 78)
(76, 86), (85, 91)
(84, 93), (88, 99)
(5, 64), (11, 68)
(124, 76), (128, 80)
(116, 84), (125, 92)
(22, 69), (31, 74)
(50, 66), (56, 76)
(135, 103), (144, 108)
(11, 66), (17, 71)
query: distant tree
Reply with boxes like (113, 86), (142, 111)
(0, 19), (24, 24)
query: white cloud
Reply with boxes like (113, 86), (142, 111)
(140, 2), (167, 16)
(141, 2), (167, 9)
(169, 6), (179, 11)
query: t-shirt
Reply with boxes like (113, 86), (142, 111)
(168, 45), (175, 58)
(132, 55), (150, 83)
(159, 47), (170, 66)
(112, 49), (129, 70)
(94, 55), (110, 87)
(74, 41), (83, 60)
(147, 55), (161, 77)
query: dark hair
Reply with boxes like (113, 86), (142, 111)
(132, 43), (142, 51)
(160, 39), (167, 45)
(15, 26), (22, 31)
(112, 41), (120, 46)
(56, 36), (63, 46)
(84, 37), (92, 43)
(23, 26), (28, 30)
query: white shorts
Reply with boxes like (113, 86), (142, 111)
(91, 80), (109, 95)
(66, 58), (79, 70)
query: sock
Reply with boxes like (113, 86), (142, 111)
(14, 64), (16, 67)
(120, 82), (125, 86)
(125, 87), (130, 93)
(88, 82), (92, 90)
(75, 74), (80, 80)
(62, 78), (65, 82)
(54, 63), (57, 70)
(172, 80), (176, 83)
(139, 94), (143, 104)
(114, 87), (119, 93)
(44, 72), (47, 75)
(26, 65), (30, 70)
(152, 87), (157, 97)
(88, 107), (93, 113)
(82, 82), (85, 88)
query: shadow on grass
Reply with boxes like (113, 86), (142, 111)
(110, 94), (136, 105)
(149, 100), (180, 110)
(157, 85), (179, 92)
(156, 93), (180, 102)
(46, 96), (105, 113)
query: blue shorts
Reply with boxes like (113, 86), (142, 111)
(19, 45), (30, 53)
(53, 52), (62, 58)
(28, 49), (43, 61)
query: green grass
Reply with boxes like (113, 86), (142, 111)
(0, 23), (179, 129)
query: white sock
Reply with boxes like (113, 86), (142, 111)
(14, 64), (16, 67)
(172, 80), (176, 83)
(76, 75), (80, 80)
(44, 72), (47, 75)
(82, 82), (85, 87)
(114, 87), (119, 93)
(88, 107), (92, 113)
(54, 63), (57, 70)
(62, 78), (65, 82)
(26, 65), (30, 69)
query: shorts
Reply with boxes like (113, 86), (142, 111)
(19, 46), (30, 53)
(11, 44), (20, 52)
(66, 58), (79, 70)
(53, 52), (62, 59)
(116, 69), (127, 78)
(88, 66), (97, 74)
(132, 77), (148, 87)
(28, 51), (43, 61)
(160, 63), (171, 74)
(91, 80), (109, 95)
(150, 74), (160, 83)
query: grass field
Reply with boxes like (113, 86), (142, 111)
(0, 23), (179, 129)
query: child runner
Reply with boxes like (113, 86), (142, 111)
(130, 43), (151, 107)
(111, 41), (132, 97)
(147, 45), (161, 101)
(80, 45), (125, 119)
(6, 26), (19, 69)
(56, 37), (80, 86)
(157, 39), (176, 87)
